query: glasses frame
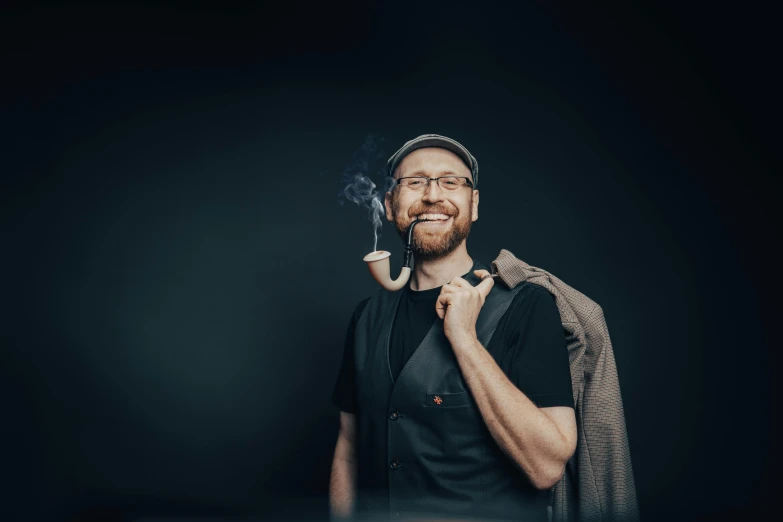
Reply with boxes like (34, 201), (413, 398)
(395, 176), (474, 191)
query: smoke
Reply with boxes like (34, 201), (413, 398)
(338, 135), (395, 252)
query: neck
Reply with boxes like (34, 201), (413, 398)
(409, 242), (473, 291)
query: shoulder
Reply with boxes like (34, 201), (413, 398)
(355, 284), (407, 318)
(497, 283), (561, 334)
(508, 282), (557, 309)
(351, 296), (372, 323)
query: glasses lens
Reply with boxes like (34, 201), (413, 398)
(402, 177), (428, 190)
(439, 177), (463, 190)
(399, 177), (469, 190)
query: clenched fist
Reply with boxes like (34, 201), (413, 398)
(436, 269), (495, 343)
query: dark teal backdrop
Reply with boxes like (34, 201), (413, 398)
(2, 2), (777, 521)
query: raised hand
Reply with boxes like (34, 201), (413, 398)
(436, 269), (495, 343)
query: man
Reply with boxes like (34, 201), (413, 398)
(330, 134), (577, 522)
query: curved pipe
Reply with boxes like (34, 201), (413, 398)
(363, 219), (422, 291)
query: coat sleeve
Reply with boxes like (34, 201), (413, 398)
(580, 304), (640, 522)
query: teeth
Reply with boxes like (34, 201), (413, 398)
(417, 214), (450, 221)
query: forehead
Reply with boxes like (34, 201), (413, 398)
(394, 147), (472, 180)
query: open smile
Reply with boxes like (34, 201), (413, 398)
(415, 214), (454, 227)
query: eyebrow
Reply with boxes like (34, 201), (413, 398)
(401, 170), (464, 177)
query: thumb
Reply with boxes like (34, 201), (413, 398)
(474, 269), (492, 280)
(474, 271), (495, 300)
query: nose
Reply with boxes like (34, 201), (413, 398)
(421, 179), (446, 203)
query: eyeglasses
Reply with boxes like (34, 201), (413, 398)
(395, 176), (474, 191)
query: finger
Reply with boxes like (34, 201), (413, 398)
(475, 276), (495, 300)
(435, 293), (451, 319)
(440, 283), (459, 294)
(449, 276), (472, 289)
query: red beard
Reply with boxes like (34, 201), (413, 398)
(392, 198), (474, 261)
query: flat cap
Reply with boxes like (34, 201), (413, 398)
(386, 134), (479, 188)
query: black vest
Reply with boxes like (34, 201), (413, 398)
(353, 264), (550, 522)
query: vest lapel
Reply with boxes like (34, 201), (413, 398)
(384, 291), (404, 384)
(389, 277), (520, 394)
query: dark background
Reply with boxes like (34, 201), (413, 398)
(2, 1), (779, 521)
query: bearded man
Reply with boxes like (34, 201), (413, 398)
(329, 134), (577, 522)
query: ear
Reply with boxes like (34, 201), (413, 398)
(471, 190), (479, 222)
(385, 191), (394, 222)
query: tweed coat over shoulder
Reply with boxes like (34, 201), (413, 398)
(491, 249), (640, 522)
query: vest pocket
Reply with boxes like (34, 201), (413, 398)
(421, 391), (484, 456)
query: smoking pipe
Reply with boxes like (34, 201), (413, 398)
(363, 218), (422, 291)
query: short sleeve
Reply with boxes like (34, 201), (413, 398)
(331, 298), (370, 413)
(501, 284), (574, 409)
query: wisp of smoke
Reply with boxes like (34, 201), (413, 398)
(338, 135), (395, 252)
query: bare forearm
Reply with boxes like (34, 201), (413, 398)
(450, 334), (574, 489)
(329, 443), (357, 519)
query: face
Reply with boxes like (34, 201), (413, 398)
(384, 147), (479, 261)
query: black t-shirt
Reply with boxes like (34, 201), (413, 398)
(331, 264), (574, 413)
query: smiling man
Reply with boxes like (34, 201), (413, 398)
(329, 134), (577, 522)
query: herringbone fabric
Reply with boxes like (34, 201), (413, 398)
(492, 249), (640, 522)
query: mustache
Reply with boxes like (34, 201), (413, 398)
(408, 207), (456, 218)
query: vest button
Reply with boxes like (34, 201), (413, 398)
(389, 411), (400, 421)
(389, 460), (400, 470)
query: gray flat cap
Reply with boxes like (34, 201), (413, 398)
(386, 134), (479, 188)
